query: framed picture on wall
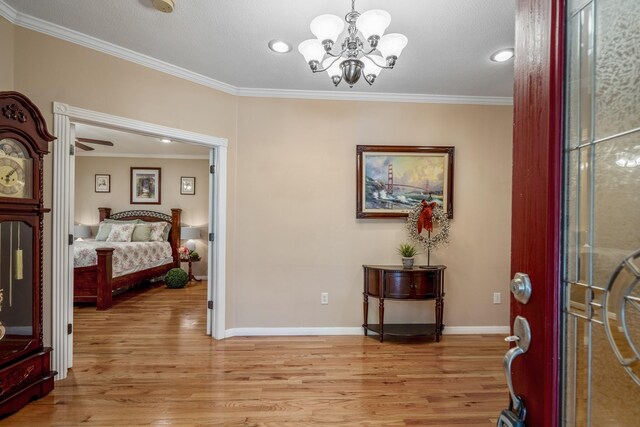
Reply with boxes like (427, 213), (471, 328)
(95, 174), (110, 193)
(356, 145), (455, 219)
(180, 177), (196, 195)
(130, 167), (161, 204)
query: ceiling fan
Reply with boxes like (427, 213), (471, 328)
(75, 137), (114, 151)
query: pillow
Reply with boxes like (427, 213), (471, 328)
(95, 222), (112, 241)
(131, 224), (151, 242)
(106, 223), (135, 242)
(162, 223), (172, 241)
(149, 222), (167, 242)
(104, 218), (140, 224)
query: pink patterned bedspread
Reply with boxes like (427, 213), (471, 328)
(74, 241), (173, 276)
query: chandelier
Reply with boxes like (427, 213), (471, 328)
(298, 0), (408, 87)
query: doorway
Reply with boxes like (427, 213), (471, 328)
(51, 102), (228, 380)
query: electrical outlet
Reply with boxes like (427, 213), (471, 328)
(493, 292), (501, 304)
(321, 292), (329, 305)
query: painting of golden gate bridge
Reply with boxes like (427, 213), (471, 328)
(357, 145), (454, 218)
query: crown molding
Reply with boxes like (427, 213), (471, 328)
(237, 87), (513, 105)
(0, 1), (16, 22)
(1, 1), (237, 96)
(1, 1), (513, 106)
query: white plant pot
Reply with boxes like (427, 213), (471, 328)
(402, 257), (415, 269)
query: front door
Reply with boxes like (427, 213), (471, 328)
(510, 0), (640, 425)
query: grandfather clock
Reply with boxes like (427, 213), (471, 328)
(0, 92), (56, 416)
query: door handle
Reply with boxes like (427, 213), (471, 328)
(503, 315), (531, 413)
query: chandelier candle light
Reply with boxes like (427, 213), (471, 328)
(298, 0), (408, 87)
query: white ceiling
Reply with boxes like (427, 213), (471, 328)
(74, 123), (209, 158)
(2, 0), (515, 100)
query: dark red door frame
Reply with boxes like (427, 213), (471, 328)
(511, 0), (565, 425)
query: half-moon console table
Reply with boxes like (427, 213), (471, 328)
(362, 265), (447, 342)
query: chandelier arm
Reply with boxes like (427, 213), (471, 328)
(325, 48), (348, 59)
(360, 47), (378, 56)
(312, 54), (345, 73)
(362, 53), (395, 70)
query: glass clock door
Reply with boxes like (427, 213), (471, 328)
(0, 220), (34, 362)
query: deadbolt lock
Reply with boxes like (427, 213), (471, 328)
(510, 273), (532, 304)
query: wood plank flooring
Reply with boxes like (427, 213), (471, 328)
(4, 282), (509, 426)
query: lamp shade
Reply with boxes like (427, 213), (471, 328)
(377, 33), (408, 59)
(361, 55), (384, 77)
(180, 226), (201, 240)
(74, 224), (91, 239)
(298, 39), (325, 64)
(310, 14), (344, 43)
(357, 9), (391, 40)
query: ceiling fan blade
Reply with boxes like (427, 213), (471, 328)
(75, 142), (95, 151)
(76, 138), (114, 146)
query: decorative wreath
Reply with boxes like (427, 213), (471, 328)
(407, 202), (450, 251)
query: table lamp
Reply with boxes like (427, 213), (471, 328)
(180, 226), (200, 251)
(74, 224), (91, 241)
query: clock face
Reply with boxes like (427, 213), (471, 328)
(0, 157), (25, 196)
(0, 138), (32, 199)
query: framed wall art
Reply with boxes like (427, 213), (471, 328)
(130, 167), (161, 204)
(95, 174), (110, 193)
(356, 145), (455, 219)
(180, 177), (195, 195)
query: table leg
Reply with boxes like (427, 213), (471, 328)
(435, 297), (444, 342)
(379, 298), (385, 343)
(363, 293), (369, 336)
(187, 261), (202, 282)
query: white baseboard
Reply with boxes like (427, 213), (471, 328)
(443, 326), (510, 335)
(225, 325), (509, 338)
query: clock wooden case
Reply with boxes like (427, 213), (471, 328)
(0, 92), (56, 417)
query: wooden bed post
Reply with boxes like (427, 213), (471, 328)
(98, 207), (112, 222)
(170, 208), (182, 267)
(96, 247), (114, 310)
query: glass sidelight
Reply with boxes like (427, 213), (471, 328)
(562, 0), (640, 425)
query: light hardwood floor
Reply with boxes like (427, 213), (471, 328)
(5, 282), (509, 426)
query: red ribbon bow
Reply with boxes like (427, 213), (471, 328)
(417, 200), (438, 234)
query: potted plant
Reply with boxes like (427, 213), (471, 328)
(165, 267), (189, 288)
(397, 243), (419, 269)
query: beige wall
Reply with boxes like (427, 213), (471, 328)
(75, 156), (210, 277)
(235, 98), (512, 328)
(11, 25), (238, 343)
(7, 22), (512, 341)
(0, 17), (14, 89)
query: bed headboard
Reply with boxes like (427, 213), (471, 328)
(97, 207), (182, 266)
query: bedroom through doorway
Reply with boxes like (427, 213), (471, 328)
(51, 103), (228, 380)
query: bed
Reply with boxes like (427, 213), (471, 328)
(73, 207), (182, 310)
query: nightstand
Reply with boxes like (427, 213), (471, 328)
(180, 257), (202, 282)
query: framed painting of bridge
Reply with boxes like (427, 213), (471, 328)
(356, 145), (455, 219)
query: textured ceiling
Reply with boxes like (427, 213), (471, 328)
(3, 0), (515, 98)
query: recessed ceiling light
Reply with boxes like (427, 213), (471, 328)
(490, 48), (514, 62)
(161, 138), (172, 143)
(268, 39), (292, 54)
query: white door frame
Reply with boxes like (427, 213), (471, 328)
(51, 102), (228, 380)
